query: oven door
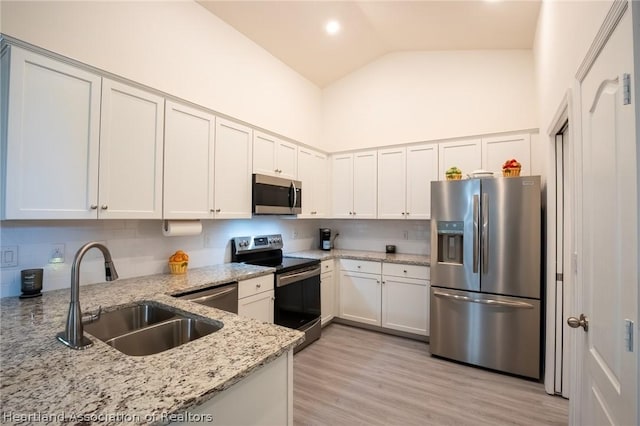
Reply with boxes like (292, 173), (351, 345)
(274, 265), (320, 329)
(252, 174), (302, 215)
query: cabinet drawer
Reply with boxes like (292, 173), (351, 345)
(340, 259), (381, 274)
(383, 263), (430, 280)
(239, 274), (274, 299)
(321, 260), (334, 273)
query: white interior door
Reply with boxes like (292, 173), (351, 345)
(573, 8), (637, 426)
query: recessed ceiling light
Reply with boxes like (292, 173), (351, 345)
(325, 20), (341, 35)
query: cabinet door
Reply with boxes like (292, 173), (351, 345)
(238, 290), (275, 324)
(321, 270), (335, 326)
(382, 275), (429, 336)
(331, 153), (354, 218)
(339, 271), (381, 326)
(438, 139), (481, 180)
(99, 79), (164, 219)
(163, 101), (215, 219)
(297, 147), (315, 217)
(482, 134), (531, 176)
(298, 147), (327, 218)
(406, 143), (438, 219)
(4, 46), (101, 219)
(214, 118), (253, 219)
(276, 140), (298, 180)
(253, 131), (277, 176)
(377, 147), (406, 219)
(353, 150), (377, 219)
(313, 151), (328, 217)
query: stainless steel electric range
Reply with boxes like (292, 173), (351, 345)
(231, 234), (321, 352)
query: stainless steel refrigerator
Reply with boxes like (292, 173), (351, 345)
(430, 176), (541, 379)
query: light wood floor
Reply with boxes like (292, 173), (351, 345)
(293, 324), (568, 426)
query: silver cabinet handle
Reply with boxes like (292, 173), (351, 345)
(473, 194), (479, 273)
(482, 193), (489, 274)
(90, 204), (98, 210)
(210, 208), (215, 213)
(216, 208), (221, 213)
(101, 205), (108, 210)
(433, 291), (534, 309)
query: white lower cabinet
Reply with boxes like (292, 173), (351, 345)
(339, 260), (382, 326)
(381, 278), (429, 336)
(181, 349), (293, 426)
(238, 275), (274, 323)
(339, 260), (430, 336)
(320, 260), (336, 326)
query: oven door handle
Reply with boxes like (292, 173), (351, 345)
(277, 266), (321, 287)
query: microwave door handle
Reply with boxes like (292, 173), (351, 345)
(291, 180), (298, 209)
(473, 194), (479, 273)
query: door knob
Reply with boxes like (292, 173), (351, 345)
(567, 314), (589, 331)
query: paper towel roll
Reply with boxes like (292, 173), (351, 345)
(162, 220), (202, 237)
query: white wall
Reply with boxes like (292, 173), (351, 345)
(0, 1), (322, 148)
(534, 0), (612, 134)
(322, 49), (538, 152)
(0, 218), (321, 298)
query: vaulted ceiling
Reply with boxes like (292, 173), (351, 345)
(198, 1), (542, 87)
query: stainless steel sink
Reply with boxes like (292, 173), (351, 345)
(83, 303), (222, 356)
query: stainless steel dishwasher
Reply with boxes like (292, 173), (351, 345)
(175, 282), (238, 314)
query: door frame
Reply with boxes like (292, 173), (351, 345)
(545, 89), (576, 399)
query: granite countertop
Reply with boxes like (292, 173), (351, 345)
(0, 263), (303, 425)
(289, 249), (430, 266)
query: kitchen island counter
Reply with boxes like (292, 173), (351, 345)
(0, 263), (303, 424)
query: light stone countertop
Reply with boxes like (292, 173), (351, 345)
(288, 249), (430, 266)
(0, 263), (303, 425)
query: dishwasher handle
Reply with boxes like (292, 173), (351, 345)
(177, 282), (238, 302)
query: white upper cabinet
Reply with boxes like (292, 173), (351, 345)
(98, 79), (164, 219)
(406, 144), (438, 219)
(481, 134), (531, 176)
(253, 131), (297, 179)
(378, 144), (437, 220)
(215, 118), (253, 219)
(163, 101), (215, 219)
(297, 147), (328, 218)
(331, 153), (354, 218)
(377, 147), (406, 219)
(3, 46), (102, 219)
(352, 151), (377, 218)
(332, 151), (377, 218)
(438, 139), (482, 180)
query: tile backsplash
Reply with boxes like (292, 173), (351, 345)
(0, 218), (429, 297)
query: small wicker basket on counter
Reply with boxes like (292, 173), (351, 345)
(169, 261), (188, 275)
(502, 167), (522, 177)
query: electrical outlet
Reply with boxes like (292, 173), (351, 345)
(49, 243), (65, 264)
(292, 229), (299, 239)
(0, 246), (18, 268)
(403, 231), (409, 240)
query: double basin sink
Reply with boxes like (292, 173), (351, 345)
(83, 302), (223, 356)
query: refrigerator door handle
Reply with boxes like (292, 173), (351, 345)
(473, 194), (480, 273)
(481, 193), (489, 274)
(433, 291), (535, 309)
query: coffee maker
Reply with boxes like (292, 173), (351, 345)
(319, 228), (331, 251)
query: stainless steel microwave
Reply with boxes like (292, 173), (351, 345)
(252, 174), (302, 215)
